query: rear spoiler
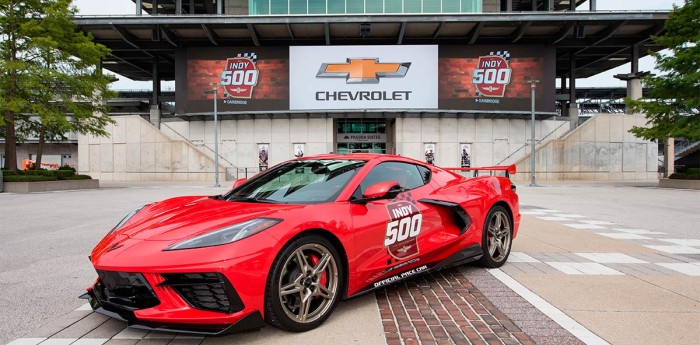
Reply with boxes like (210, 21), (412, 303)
(443, 165), (516, 178)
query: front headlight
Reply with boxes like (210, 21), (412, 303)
(109, 205), (146, 234)
(164, 218), (282, 251)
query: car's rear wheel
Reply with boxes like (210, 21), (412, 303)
(478, 205), (512, 268)
(265, 234), (341, 331)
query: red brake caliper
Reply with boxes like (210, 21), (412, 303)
(308, 254), (327, 298)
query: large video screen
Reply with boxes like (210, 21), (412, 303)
(175, 47), (289, 114)
(438, 45), (556, 113)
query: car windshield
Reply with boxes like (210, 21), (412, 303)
(223, 160), (366, 204)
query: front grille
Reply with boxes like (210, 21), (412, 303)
(161, 273), (244, 314)
(94, 270), (160, 310)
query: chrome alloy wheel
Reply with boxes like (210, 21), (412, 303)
(278, 243), (339, 324)
(486, 210), (512, 263)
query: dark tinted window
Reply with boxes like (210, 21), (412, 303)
(417, 165), (432, 184)
(360, 162), (427, 193)
(224, 160), (365, 204)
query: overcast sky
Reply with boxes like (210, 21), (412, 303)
(71, 0), (685, 89)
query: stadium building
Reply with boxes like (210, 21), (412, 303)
(68, 1), (669, 181)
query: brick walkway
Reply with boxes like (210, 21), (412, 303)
(376, 266), (584, 345)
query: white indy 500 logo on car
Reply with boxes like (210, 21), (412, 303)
(384, 200), (423, 259)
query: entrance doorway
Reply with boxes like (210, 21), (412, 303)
(335, 119), (388, 154)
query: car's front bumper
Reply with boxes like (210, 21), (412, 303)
(84, 231), (283, 335)
(82, 269), (266, 336)
(81, 291), (263, 335)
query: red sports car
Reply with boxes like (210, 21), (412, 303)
(84, 154), (519, 335)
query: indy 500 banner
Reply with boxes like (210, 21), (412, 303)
(176, 47), (289, 114)
(438, 45), (555, 113)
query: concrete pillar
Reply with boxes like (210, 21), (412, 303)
(614, 71), (651, 113)
(547, 0), (554, 11)
(152, 0), (158, 15)
(569, 57), (578, 130)
(176, 0), (182, 14)
(506, 0), (512, 12)
(568, 106), (579, 130)
(590, 0), (597, 11)
(665, 138), (675, 177)
(570, 0), (576, 11)
(627, 78), (643, 101)
(150, 107), (161, 129)
(135, 0), (142, 15)
(151, 57), (161, 129)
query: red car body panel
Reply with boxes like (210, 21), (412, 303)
(86, 154), (519, 334)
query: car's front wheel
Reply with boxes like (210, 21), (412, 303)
(479, 205), (513, 268)
(265, 234), (342, 331)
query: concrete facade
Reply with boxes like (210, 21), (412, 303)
(394, 117), (570, 167)
(511, 113), (658, 182)
(79, 115), (335, 182)
(78, 116), (226, 182)
(159, 116), (336, 169)
(78, 114), (657, 183)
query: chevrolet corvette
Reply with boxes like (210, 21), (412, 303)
(83, 154), (519, 335)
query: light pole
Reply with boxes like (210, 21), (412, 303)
(527, 79), (540, 187)
(213, 85), (220, 187)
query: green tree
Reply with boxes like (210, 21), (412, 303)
(0, 0), (114, 171)
(0, 0), (42, 171)
(24, 0), (115, 169)
(627, 0), (700, 141)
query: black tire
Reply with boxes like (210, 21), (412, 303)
(478, 205), (513, 268)
(264, 234), (342, 332)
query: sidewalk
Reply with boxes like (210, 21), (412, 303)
(504, 208), (700, 345)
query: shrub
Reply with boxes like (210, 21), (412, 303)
(3, 171), (90, 182)
(58, 165), (76, 172)
(1, 169), (16, 176)
(4, 175), (55, 182)
(669, 173), (686, 179)
(63, 174), (92, 180)
(55, 170), (75, 179)
(686, 174), (700, 180)
(21, 170), (55, 177)
(686, 168), (700, 175)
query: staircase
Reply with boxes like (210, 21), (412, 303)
(158, 122), (249, 179)
(496, 119), (570, 165)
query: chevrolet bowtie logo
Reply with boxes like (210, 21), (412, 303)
(317, 58), (411, 84)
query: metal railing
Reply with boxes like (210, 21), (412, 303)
(444, 165), (516, 179)
(675, 141), (700, 158)
(495, 119), (569, 165)
(160, 122), (236, 168)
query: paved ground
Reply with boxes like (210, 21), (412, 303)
(517, 181), (700, 238)
(1, 180), (698, 345)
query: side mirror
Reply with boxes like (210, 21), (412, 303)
(232, 178), (247, 189)
(363, 181), (403, 200)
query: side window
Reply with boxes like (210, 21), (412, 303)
(417, 165), (432, 184)
(360, 162), (427, 193)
